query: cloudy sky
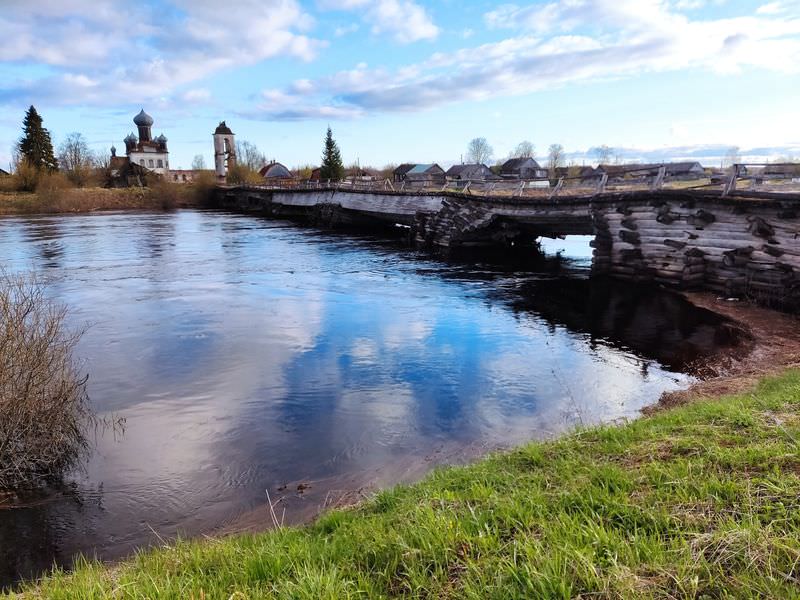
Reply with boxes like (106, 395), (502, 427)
(1, 0), (799, 170)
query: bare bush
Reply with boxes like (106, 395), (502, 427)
(0, 271), (92, 490)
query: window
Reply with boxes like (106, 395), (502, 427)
(157, 159), (163, 168)
(139, 159), (144, 165)
(174, 175), (179, 181)
(182, 174), (187, 182)
(148, 159), (154, 168)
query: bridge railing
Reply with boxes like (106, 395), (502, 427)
(239, 163), (800, 200)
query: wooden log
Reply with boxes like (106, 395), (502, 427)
(619, 230), (641, 244)
(747, 216), (776, 239)
(664, 239), (687, 250)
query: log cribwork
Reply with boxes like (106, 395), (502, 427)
(218, 187), (800, 309)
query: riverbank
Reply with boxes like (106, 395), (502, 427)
(0, 186), (207, 215)
(10, 362), (800, 597)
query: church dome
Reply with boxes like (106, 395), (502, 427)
(124, 132), (137, 143)
(133, 109), (154, 127)
(156, 134), (168, 143)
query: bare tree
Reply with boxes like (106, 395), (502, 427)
(466, 137), (494, 164)
(724, 146), (741, 169)
(593, 145), (613, 165)
(57, 132), (96, 186)
(512, 141), (535, 159)
(191, 154), (206, 170)
(0, 270), (93, 490)
(547, 143), (565, 176)
(235, 140), (266, 172)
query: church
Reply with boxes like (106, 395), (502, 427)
(110, 109), (170, 176)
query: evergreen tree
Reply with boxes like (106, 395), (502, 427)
(320, 126), (344, 182)
(18, 106), (58, 171)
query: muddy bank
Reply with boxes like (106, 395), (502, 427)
(650, 292), (800, 412)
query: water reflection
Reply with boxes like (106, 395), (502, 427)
(0, 211), (743, 588)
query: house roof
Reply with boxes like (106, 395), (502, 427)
(0, 167), (9, 177)
(393, 163), (416, 176)
(501, 157), (541, 171)
(259, 162), (292, 178)
(408, 163), (442, 174)
(445, 163), (495, 178)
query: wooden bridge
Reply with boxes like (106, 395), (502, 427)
(217, 185), (800, 308)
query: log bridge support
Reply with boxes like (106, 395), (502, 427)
(218, 187), (800, 308)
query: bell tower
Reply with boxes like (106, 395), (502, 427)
(214, 121), (236, 183)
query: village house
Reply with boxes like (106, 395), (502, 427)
(393, 163), (445, 185)
(499, 157), (547, 180)
(763, 163), (800, 178)
(596, 162), (705, 182)
(445, 163), (497, 182)
(0, 167), (9, 177)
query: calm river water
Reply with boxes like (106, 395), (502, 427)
(0, 210), (741, 586)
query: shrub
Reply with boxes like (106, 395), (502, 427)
(14, 160), (41, 192)
(226, 164), (262, 185)
(35, 171), (75, 210)
(0, 271), (92, 490)
(190, 170), (218, 207)
(147, 178), (185, 210)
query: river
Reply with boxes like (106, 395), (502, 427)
(0, 210), (742, 587)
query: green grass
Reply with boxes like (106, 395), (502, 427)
(12, 371), (800, 599)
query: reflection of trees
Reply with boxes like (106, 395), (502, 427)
(0, 482), (101, 589)
(20, 218), (64, 269)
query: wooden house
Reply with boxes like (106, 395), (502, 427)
(393, 163), (445, 184)
(500, 157), (547, 179)
(445, 163), (497, 182)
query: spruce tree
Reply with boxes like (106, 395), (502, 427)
(320, 126), (344, 182)
(18, 106), (58, 171)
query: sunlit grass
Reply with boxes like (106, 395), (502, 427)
(11, 370), (800, 599)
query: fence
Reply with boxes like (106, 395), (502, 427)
(242, 163), (800, 200)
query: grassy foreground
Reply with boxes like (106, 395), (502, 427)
(13, 371), (800, 599)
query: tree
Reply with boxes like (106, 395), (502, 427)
(18, 106), (58, 172)
(466, 137), (493, 164)
(547, 144), (565, 177)
(592, 145), (613, 165)
(191, 154), (206, 170)
(320, 126), (344, 182)
(235, 140), (265, 172)
(724, 146), (741, 169)
(512, 141), (535, 159)
(57, 132), (96, 186)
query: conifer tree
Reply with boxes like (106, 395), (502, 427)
(320, 126), (344, 182)
(18, 106), (58, 171)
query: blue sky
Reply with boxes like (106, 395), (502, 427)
(1, 0), (799, 170)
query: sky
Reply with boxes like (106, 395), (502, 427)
(1, 0), (799, 171)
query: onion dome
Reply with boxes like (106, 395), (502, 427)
(133, 109), (154, 127)
(214, 121), (233, 135)
(124, 132), (138, 143)
(156, 133), (168, 143)
(110, 145), (117, 157)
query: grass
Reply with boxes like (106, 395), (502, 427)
(10, 370), (800, 599)
(0, 185), (209, 216)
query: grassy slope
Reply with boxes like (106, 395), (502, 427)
(14, 371), (800, 599)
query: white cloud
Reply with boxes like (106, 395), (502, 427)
(0, 0), (323, 106)
(319, 0), (439, 43)
(245, 0), (800, 120)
